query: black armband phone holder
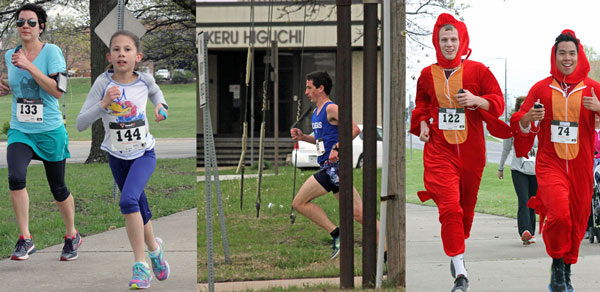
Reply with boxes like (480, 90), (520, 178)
(52, 72), (68, 93)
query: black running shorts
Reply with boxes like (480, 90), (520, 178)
(313, 167), (339, 194)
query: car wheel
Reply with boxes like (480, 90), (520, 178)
(356, 154), (363, 168)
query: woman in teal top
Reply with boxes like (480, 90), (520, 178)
(0, 3), (80, 262)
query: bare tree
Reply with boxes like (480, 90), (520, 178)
(277, 0), (467, 78)
(45, 13), (90, 74)
(86, 0), (116, 163)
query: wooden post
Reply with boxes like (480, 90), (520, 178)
(336, 0), (354, 289)
(386, 0), (406, 288)
(362, 0), (378, 288)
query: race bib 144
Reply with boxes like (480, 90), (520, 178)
(109, 119), (147, 152)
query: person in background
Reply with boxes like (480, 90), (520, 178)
(584, 115), (600, 239)
(498, 96), (538, 245)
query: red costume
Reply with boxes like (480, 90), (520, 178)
(510, 30), (598, 264)
(410, 13), (508, 256)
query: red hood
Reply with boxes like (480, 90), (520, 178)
(432, 13), (471, 69)
(550, 29), (590, 84)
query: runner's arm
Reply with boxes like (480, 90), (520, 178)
(76, 76), (110, 132)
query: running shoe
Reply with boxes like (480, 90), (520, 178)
(549, 259), (567, 292)
(148, 237), (170, 281)
(129, 262), (152, 290)
(451, 275), (469, 292)
(529, 236), (537, 244)
(521, 230), (532, 245)
(11, 235), (36, 261)
(60, 232), (82, 261)
(330, 235), (340, 260)
(565, 263), (573, 292)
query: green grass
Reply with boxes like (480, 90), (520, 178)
(198, 149), (519, 282)
(0, 158), (196, 259)
(0, 78), (196, 140)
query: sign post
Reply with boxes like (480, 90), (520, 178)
(199, 31), (231, 292)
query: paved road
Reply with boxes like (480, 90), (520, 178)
(1, 209), (197, 292)
(0, 138), (196, 167)
(407, 204), (600, 292)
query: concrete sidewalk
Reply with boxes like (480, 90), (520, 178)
(1, 208), (197, 291)
(407, 203), (600, 292)
(198, 203), (600, 291)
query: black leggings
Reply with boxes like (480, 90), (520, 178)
(7, 142), (70, 202)
(511, 170), (537, 236)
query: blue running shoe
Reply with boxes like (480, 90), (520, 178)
(330, 235), (340, 260)
(129, 262), (152, 289)
(148, 237), (170, 281)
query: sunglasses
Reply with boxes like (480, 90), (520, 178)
(16, 19), (37, 28)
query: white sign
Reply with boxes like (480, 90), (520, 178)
(229, 84), (240, 100)
(94, 6), (146, 48)
(198, 32), (208, 108)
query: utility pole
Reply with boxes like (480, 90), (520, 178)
(362, 0), (378, 288)
(272, 41), (279, 174)
(387, 0), (406, 288)
(336, 0), (354, 289)
(504, 57), (508, 121)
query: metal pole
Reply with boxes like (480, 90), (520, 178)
(375, 0), (390, 287)
(199, 32), (216, 292)
(250, 2), (255, 166)
(117, 0), (124, 30)
(336, 0), (354, 288)
(203, 108), (215, 292)
(113, 0), (125, 199)
(409, 95), (413, 160)
(504, 57), (508, 122)
(203, 139), (215, 292)
(362, 0), (378, 288)
(272, 40), (279, 175)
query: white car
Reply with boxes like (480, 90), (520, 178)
(155, 69), (170, 80)
(291, 124), (383, 168)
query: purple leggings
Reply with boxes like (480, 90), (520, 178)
(108, 149), (155, 224)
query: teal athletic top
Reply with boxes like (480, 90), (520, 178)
(5, 43), (70, 161)
(6, 43), (66, 133)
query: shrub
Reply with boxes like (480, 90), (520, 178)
(2, 120), (9, 135)
(172, 70), (195, 84)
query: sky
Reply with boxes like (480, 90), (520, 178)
(409, 0), (600, 108)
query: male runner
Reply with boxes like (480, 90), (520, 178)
(291, 71), (377, 260)
(410, 13), (509, 291)
(511, 29), (600, 292)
